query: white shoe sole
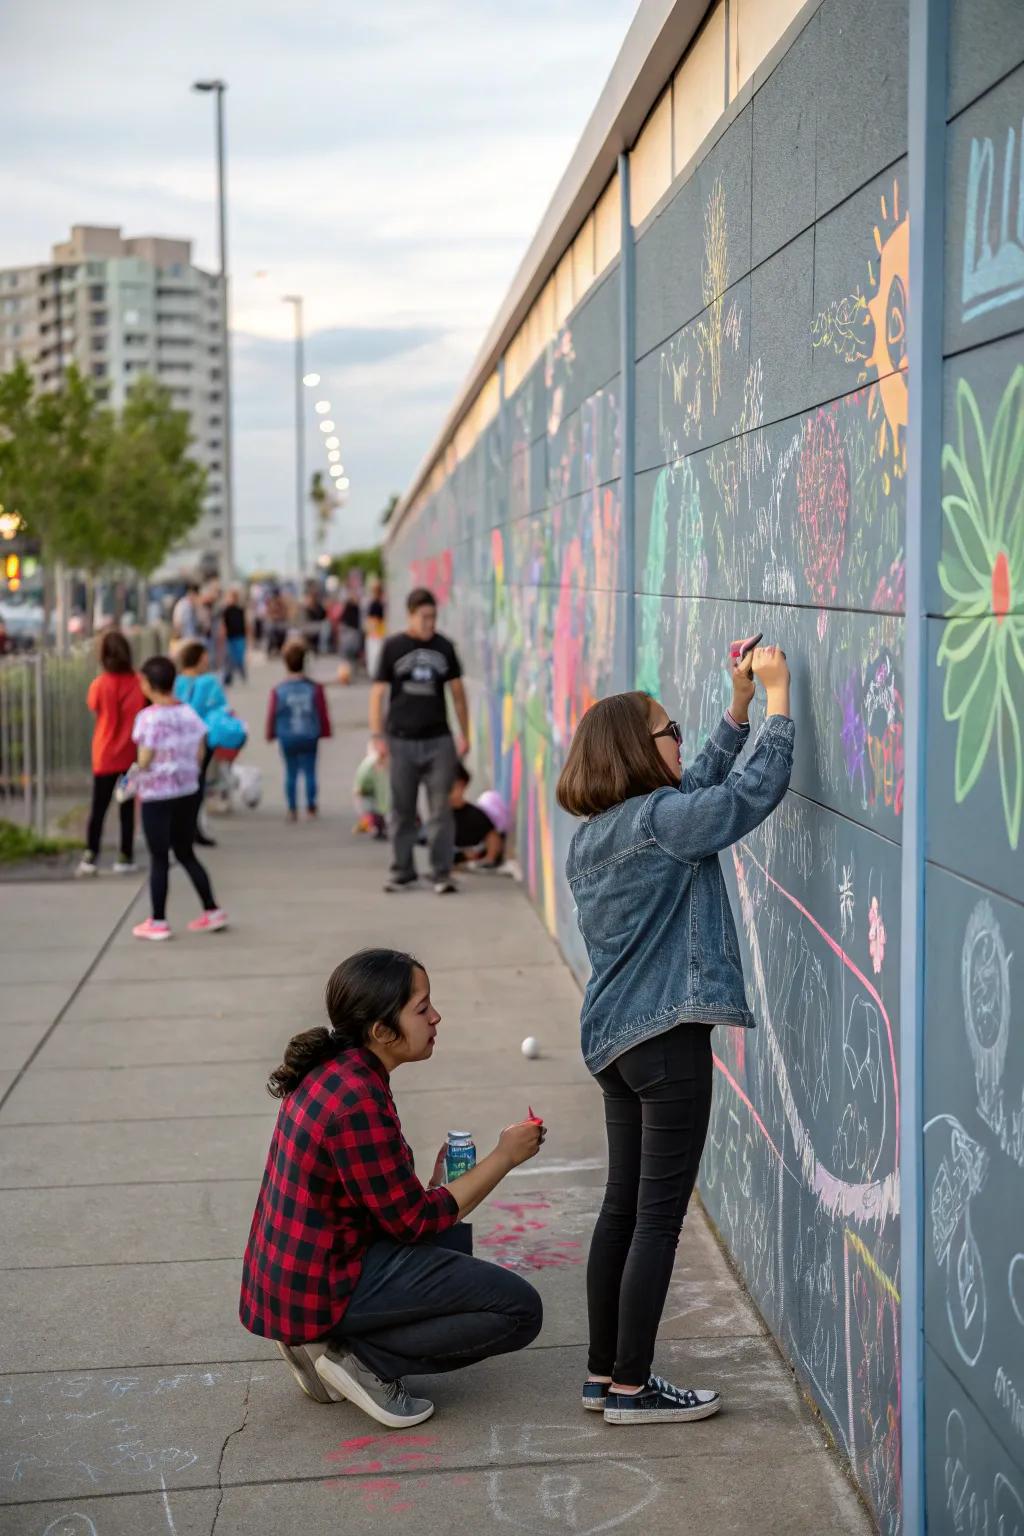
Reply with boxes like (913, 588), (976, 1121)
(314, 1355), (434, 1429)
(276, 1342), (339, 1404)
(582, 1397), (607, 1412)
(604, 1395), (721, 1425)
(76, 865), (98, 878)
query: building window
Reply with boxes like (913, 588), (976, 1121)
(87, 262), (104, 278)
(92, 363), (107, 379)
(89, 284), (105, 303)
(91, 310), (108, 326)
(91, 335), (106, 352)
(208, 391), (221, 404)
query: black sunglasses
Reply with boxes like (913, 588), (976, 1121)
(652, 720), (682, 745)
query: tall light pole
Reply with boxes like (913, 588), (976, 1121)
(191, 79), (235, 580)
(282, 295), (306, 578)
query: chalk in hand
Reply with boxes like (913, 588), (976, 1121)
(527, 1105), (543, 1124)
(730, 631), (763, 665)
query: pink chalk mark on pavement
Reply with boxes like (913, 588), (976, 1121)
(483, 1199), (583, 1270)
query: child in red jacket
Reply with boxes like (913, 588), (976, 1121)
(77, 630), (146, 877)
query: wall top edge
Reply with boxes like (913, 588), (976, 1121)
(388, 0), (710, 541)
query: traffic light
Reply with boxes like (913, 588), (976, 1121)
(5, 553), (20, 591)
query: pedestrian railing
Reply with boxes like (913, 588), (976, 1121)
(0, 626), (167, 836)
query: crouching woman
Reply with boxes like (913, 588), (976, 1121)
(239, 948), (544, 1429)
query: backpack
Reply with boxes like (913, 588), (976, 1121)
(207, 706), (248, 752)
(275, 678), (320, 750)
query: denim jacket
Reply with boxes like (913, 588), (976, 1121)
(567, 713), (796, 1074)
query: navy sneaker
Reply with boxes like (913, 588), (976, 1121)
(604, 1375), (721, 1425)
(581, 1380), (609, 1412)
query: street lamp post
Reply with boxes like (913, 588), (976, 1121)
(191, 79), (235, 581)
(283, 295), (306, 578)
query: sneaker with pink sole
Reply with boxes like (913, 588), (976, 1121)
(187, 909), (228, 933)
(133, 918), (172, 942)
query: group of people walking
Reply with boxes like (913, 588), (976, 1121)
(239, 581), (795, 1434)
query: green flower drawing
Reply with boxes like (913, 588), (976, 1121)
(938, 367), (1024, 849)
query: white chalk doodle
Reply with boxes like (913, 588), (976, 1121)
(925, 1114), (990, 1368)
(1010, 1254), (1024, 1329)
(42, 1517), (98, 1536)
(945, 1407), (1024, 1534)
(962, 899), (1012, 1128)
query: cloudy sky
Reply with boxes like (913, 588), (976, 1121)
(0, 0), (638, 570)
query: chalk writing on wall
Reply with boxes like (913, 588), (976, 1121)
(962, 120), (1024, 324)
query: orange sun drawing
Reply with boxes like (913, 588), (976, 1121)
(863, 179), (909, 489)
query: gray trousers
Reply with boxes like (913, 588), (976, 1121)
(388, 733), (458, 880)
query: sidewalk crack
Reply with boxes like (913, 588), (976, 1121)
(210, 1365), (252, 1535)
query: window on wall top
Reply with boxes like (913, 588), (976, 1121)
(673, 0), (726, 175)
(728, 0), (807, 99)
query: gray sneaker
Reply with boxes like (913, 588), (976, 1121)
(276, 1341), (338, 1404)
(315, 1348), (434, 1428)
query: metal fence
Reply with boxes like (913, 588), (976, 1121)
(0, 627), (167, 836)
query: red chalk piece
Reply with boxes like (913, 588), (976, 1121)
(527, 1106), (543, 1124)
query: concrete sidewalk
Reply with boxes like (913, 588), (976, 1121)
(0, 654), (872, 1535)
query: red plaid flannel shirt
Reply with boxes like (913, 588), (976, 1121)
(240, 1046), (459, 1343)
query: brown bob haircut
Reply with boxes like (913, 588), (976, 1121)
(98, 629), (133, 674)
(556, 691), (677, 818)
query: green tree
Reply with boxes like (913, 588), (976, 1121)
(0, 361), (106, 568)
(328, 545), (384, 581)
(99, 376), (206, 576)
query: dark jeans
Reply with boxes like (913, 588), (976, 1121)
(388, 733), (457, 880)
(87, 772), (135, 860)
(141, 794), (217, 922)
(281, 744), (318, 812)
(333, 1226), (542, 1381)
(587, 1024), (714, 1386)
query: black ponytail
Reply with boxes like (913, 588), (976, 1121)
(268, 948), (420, 1098)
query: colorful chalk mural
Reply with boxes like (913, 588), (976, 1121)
(389, 5), (1024, 1531)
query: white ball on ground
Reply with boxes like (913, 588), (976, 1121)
(521, 1036), (541, 1060)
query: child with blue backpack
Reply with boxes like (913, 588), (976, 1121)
(266, 640), (332, 820)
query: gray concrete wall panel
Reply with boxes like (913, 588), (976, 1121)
(947, 0), (1024, 120)
(814, 0), (909, 219)
(751, 10), (820, 267)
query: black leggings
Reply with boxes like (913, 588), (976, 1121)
(141, 794), (217, 922)
(87, 772), (135, 860)
(587, 1024), (714, 1385)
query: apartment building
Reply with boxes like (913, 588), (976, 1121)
(0, 225), (227, 576)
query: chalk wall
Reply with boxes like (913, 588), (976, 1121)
(388, 1), (1024, 1529)
(922, 4), (1024, 1531)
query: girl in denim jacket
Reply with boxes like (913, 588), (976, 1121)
(557, 645), (794, 1425)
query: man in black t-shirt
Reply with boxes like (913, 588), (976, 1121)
(369, 586), (469, 894)
(221, 587), (248, 684)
